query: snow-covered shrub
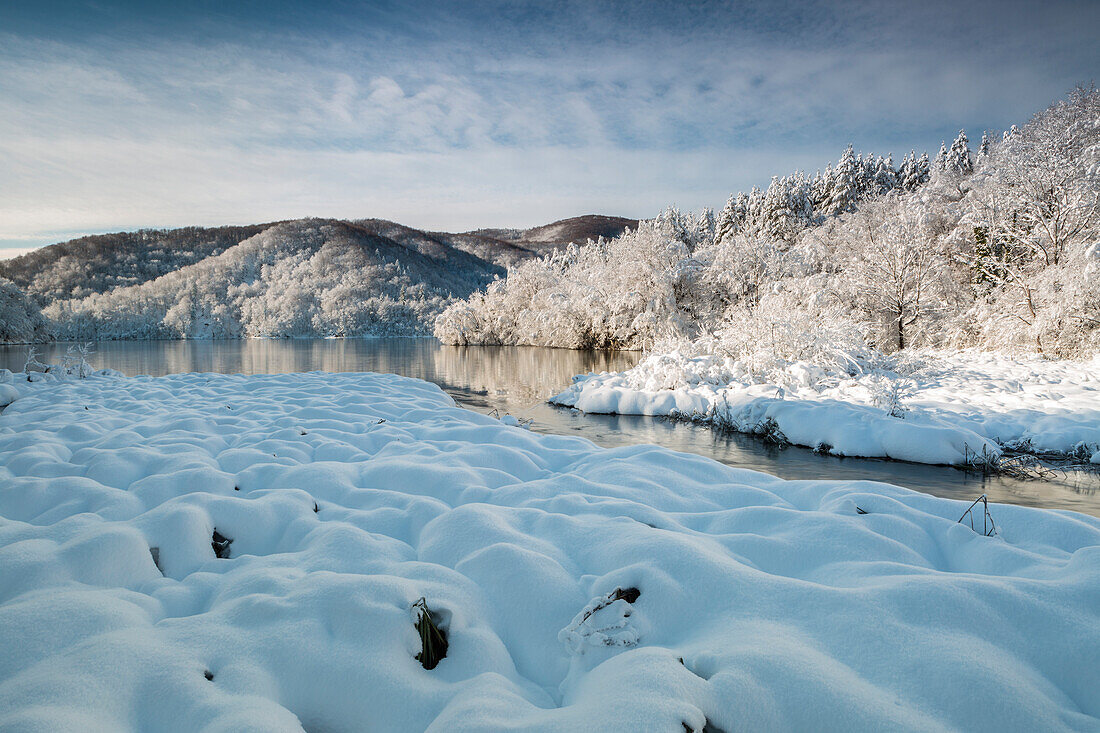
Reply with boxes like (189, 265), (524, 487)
(58, 343), (96, 379)
(618, 296), (873, 395)
(16, 344), (121, 382)
(867, 376), (915, 418)
(558, 587), (641, 656)
(22, 346), (49, 374)
(711, 285), (873, 381)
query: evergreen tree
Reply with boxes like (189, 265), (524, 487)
(759, 174), (813, 240)
(714, 194), (740, 243)
(916, 152), (931, 185)
(934, 141), (948, 170)
(861, 152), (878, 195)
(896, 152), (916, 190)
(873, 155), (897, 195)
(825, 145), (861, 216)
(978, 132), (991, 162)
(697, 207), (717, 242)
(717, 192), (753, 242)
(745, 186), (766, 235)
(791, 171), (814, 224)
(946, 130), (973, 174)
(810, 167), (832, 216)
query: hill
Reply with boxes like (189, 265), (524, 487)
(469, 214), (637, 258)
(0, 214), (635, 342)
(0, 225), (274, 306)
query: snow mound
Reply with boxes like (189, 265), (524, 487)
(553, 351), (1100, 466)
(2, 372), (1099, 731)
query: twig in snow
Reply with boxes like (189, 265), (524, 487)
(957, 494), (997, 537)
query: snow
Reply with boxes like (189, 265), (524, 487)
(2, 371), (1100, 731)
(552, 351), (1100, 467)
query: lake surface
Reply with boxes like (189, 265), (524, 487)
(4, 338), (1098, 517)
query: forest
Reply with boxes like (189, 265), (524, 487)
(437, 87), (1100, 372)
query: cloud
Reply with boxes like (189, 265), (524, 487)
(1, 0), (1098, 243)
(0, 129), (819, 238)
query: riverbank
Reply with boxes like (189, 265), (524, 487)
(552, 350), (1100, 468)
(2, 370), (1099, 730)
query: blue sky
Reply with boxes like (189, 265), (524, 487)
(1, 0), (1098, 251)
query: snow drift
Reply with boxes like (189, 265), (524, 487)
(1, 371), (1098, 731)
(552, 350), (1100, 467)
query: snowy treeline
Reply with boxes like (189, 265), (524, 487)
(437, 87), (1100, 364)
(714, 146), (931, 243)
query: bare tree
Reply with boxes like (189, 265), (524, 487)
(844, 194), (948, 352)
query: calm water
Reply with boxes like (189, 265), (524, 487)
(4, 338), (1098, 517)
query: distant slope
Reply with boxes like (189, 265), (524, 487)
(516, 214), (639, 246)
(470, 214), (638, 257)
(0, 225), (273, 305)
(353, 219), (533, 269)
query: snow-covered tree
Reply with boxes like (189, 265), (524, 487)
(840, 194), (951, 351)
(934, 141), (949, 171)
(961, 86), (1100, 352)
(945, 130), (973, 174)
(977, 132), (992, 163)
(824, 145), (863, 216)
(0, 278), (51, 343)
(916, 152), (932, 186)
(436, 209), (715, 349)
(873, 155), (897, 195)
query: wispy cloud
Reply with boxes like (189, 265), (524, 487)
(1, 0), (1098, 248)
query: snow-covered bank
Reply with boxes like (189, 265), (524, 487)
(552, 351), (1100, 467)
(2, 372), (1100, 731)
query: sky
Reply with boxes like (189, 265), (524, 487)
(1, 0), (1098, 252)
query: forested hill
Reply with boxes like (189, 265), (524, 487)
(468, 215), (639, 258)
(1, 224), (275, 305)
(0, 214), (636, 342)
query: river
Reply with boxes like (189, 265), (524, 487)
(3, 338), (1097, 516)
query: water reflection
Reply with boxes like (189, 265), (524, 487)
(3, 338), (1097, 517)
(1, 339), (636, 408)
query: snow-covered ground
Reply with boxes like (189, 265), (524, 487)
(552, 350), (1100, 467)
(2, 370), (1099, 731)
